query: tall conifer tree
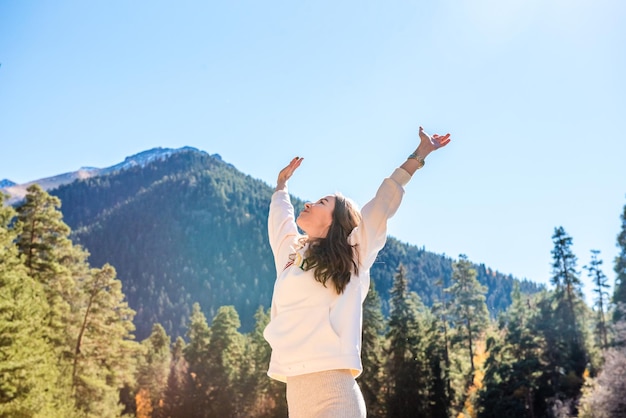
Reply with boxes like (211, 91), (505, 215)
(184, 303), (212, 416)
(585, 250), (610, 348)
(70, 264), (137, 417)
(432, 277), (453, 405)
(424, 306), (452, 417)
(206, 305), (245, 417)
(15, 184), (80, 361)
(136, 324), (171, 418)
(538, 227), (589, 408)
(241, 306), (287, 418)
(361, 280), (386, 417)
(0, 196), (73, 417)
(479, 284), (544, 417)
(13, 185), (93, 413)
(446, 255), (489, 379)
(614, 199), (626, 321)
(551, 227), (583, 320)
(385, 265), (433, 417)
(162, 337), (192, 418)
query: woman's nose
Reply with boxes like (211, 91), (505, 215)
(304, 202), (312, 209)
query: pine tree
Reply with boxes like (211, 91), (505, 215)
(446, 254), (489, 380)
(136, 324), (171, 418)
(206, 305), (246, 417)
(427, 280), (452, 418)
(549, 227), (587, 377)
(70, 264), (138, 417)
(361, 281), (387, 417)
(0, 196), (72, 417)
(614, 199), (626, 322)
(385, 265), (433, 417)
(14, 185), (83, 371)
(184, 303), (212, 417)
(585, 250), (610, 348)
(240, 306), (287, 418)
(13, 185), (97, 414)
(528, 227), (590, 412)
(478, 284), (544, 417)
(162, 337), (193, 418)
(432, 277), (453, 406)
(551, 227), (583, 323)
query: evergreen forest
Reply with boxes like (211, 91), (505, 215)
(1, 148), (626, 417)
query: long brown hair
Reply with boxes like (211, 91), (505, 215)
(304, 193), (361, 294)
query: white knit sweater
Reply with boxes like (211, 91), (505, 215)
(263, 168), (411, 382)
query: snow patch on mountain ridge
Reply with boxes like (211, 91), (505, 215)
(1, 146), (206, 205)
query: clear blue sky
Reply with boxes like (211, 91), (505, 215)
(1, 1), (625, 302)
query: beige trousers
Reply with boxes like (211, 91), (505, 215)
(286, 369), (366, 418)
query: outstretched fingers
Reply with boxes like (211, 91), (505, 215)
(419, 126), (452, 150)
(291, 156), (303, 168)
(432, 133), (451, 148)
(286, 156), (303, 175)
(278, 156), (304, 183)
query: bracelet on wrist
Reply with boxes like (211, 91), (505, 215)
(408, 152), (425, 169)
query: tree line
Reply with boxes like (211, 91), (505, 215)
(2, 185), (626, 417)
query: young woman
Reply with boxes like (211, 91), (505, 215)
(263, 126), (451, 417)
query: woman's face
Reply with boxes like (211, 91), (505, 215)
(296, 195), (336, 239)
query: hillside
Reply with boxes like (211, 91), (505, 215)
(47, 148), (540, 340)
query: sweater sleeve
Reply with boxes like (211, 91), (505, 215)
(268, 189), (300, 274)
(351, 168), (412, 271)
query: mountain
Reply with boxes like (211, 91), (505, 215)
(0, 146), (201, 205)
(21, 148), (540, 340)
(0, 179), (17, 188)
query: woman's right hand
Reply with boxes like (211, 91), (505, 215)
(276, 157), (303, 191)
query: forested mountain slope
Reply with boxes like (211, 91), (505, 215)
(50, 148), (540, 339)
